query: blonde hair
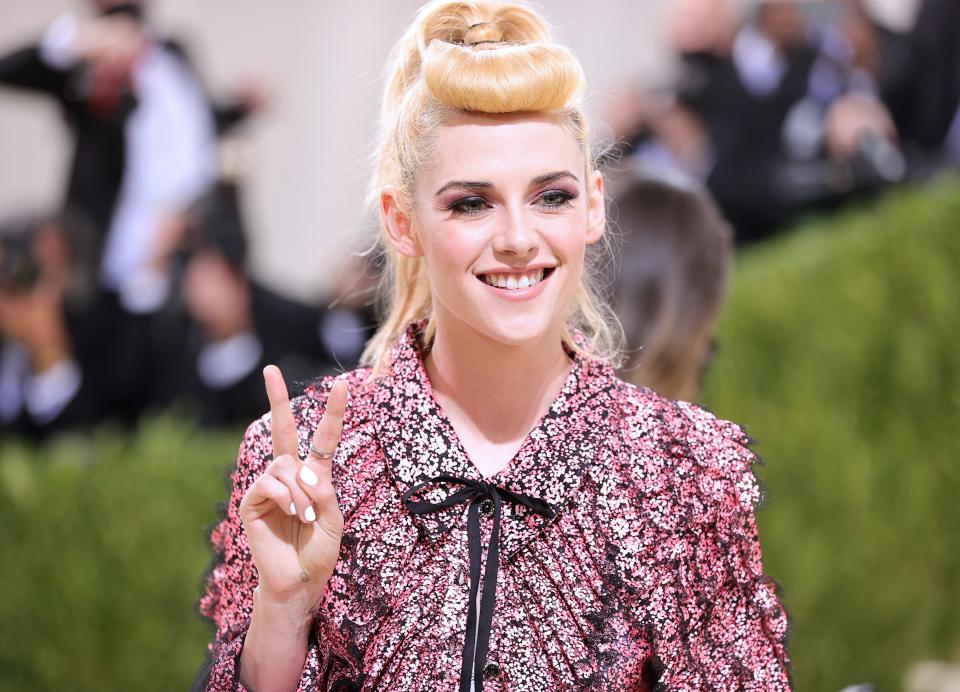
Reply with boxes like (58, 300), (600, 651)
(361, 0), (622, 373)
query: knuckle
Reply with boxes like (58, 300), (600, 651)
(313, 485), (338, 507)
(271, 454), (297, 472)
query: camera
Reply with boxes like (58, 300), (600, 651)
(0, 221), (41, 291)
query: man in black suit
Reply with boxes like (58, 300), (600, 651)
(0, 0), (258, 310)
(0, 214), (108, 437)
(0, 0), (261, 425)
(670, 0), (903, 243)
(677, 1), (821, 242)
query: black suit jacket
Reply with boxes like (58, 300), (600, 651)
(0, 35), (251, 247)
(157, 281), (374, 429)
(677, 47), (822, 242)
(890, 0), (960, 152)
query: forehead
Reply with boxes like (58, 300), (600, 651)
(423, 113), (584, 186)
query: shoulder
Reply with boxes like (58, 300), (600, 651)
(611, 379), (764, 525)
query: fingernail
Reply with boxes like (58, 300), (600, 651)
(288, 502), (297, 515)
(299, 466), (318, 486)
(304, 505), (316, 522)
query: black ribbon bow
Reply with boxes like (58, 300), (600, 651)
(402, 475), (555, 691)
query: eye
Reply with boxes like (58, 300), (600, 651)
(448, 196), (490, 216)
(537, 189), (577, 209)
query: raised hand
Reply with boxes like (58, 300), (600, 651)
(238, 365), (349, 614)
(75, 15), (146, 79)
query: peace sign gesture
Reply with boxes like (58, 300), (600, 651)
(238, 365), (349, 613)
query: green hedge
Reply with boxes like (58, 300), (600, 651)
(0, 418), (241, 691)
(701, 179), (960, 690)
(1, 180), (958, 691)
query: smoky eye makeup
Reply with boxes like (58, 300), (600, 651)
(444, 195), (490, 217)
(535, 188), (578, 209)
(443, 189), (576, 217)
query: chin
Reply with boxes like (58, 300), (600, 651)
(471, 309), (562, 348)
(432, 272), (573, 349)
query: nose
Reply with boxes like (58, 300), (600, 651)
(492, 206), (538, 258)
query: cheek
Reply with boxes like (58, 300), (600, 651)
(420, 225), (484, 276)
(550, 216), (589, 262)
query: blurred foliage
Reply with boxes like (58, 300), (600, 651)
(0, 417), (241, 691)
(1, 180), (959, 691)
(701, 178), (960, 690)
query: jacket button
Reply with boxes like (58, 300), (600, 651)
(482, 662), (501, 679)
(479, 499), (494, 516)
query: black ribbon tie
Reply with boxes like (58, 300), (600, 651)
(402, 475), (555, 692)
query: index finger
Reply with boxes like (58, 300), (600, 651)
(263, 364), (298, 459)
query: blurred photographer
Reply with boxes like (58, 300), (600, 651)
(156, 178), (367, 428)
(0, 0), (263, 315)
(627, 0), (909, 243)
(0, 213), (103, 437)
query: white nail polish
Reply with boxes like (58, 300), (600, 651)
(289, 502), (297, 515)
(299, 465), (318, 486)
(304, 505), (316, 522)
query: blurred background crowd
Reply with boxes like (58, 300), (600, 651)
(0, 0), (958, 690)
(2, 0), (956, 436)
(0, 0), (382, 435)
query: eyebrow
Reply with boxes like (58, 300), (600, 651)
(434, 170), (580, 196)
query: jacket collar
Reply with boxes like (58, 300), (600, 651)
(371, 321), (619, 560)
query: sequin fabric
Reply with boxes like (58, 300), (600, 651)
(196, 321), (792, 691)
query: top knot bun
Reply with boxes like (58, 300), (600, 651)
(422, 40), (584, 113)
(422, 2), (584, 113)
(382, 1), (586, 118)
(417, 1), (552, 49)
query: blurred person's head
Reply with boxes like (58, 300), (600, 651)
(665, 0), (741, 56)
(178, 182), (253, 342)
(607, 175), (733, 401)
(181, 182), (249, 269)
(89, 0), (146, 17)
(752, 0), (811, 49)
(363, 0), (615, 372)
(0, 212), (98, 308)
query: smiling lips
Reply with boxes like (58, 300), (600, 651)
(479, 268), (547, 289)
(476, 267), (555, 300)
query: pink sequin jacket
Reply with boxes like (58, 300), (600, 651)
(195, 322), (792, 691)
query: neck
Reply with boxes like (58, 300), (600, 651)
(423, 313), (572, 446)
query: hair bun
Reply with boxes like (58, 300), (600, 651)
(422, 40), (584, 113)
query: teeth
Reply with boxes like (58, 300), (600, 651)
(481, 269), (548, 289)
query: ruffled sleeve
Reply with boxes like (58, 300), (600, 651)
(649, 399), (792, 691)
(193, 379), (357, 691)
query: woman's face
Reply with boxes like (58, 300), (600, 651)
(385, 112), (605, 349)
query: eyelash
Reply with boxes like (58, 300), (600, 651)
(447, 189), (578, 217)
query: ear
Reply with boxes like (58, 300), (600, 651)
(380, 187), (422, 258)
(584, 170), (606, 245)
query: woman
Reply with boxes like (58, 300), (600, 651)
(194, 1), (791, 690)
(605, 174), (733, 402)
